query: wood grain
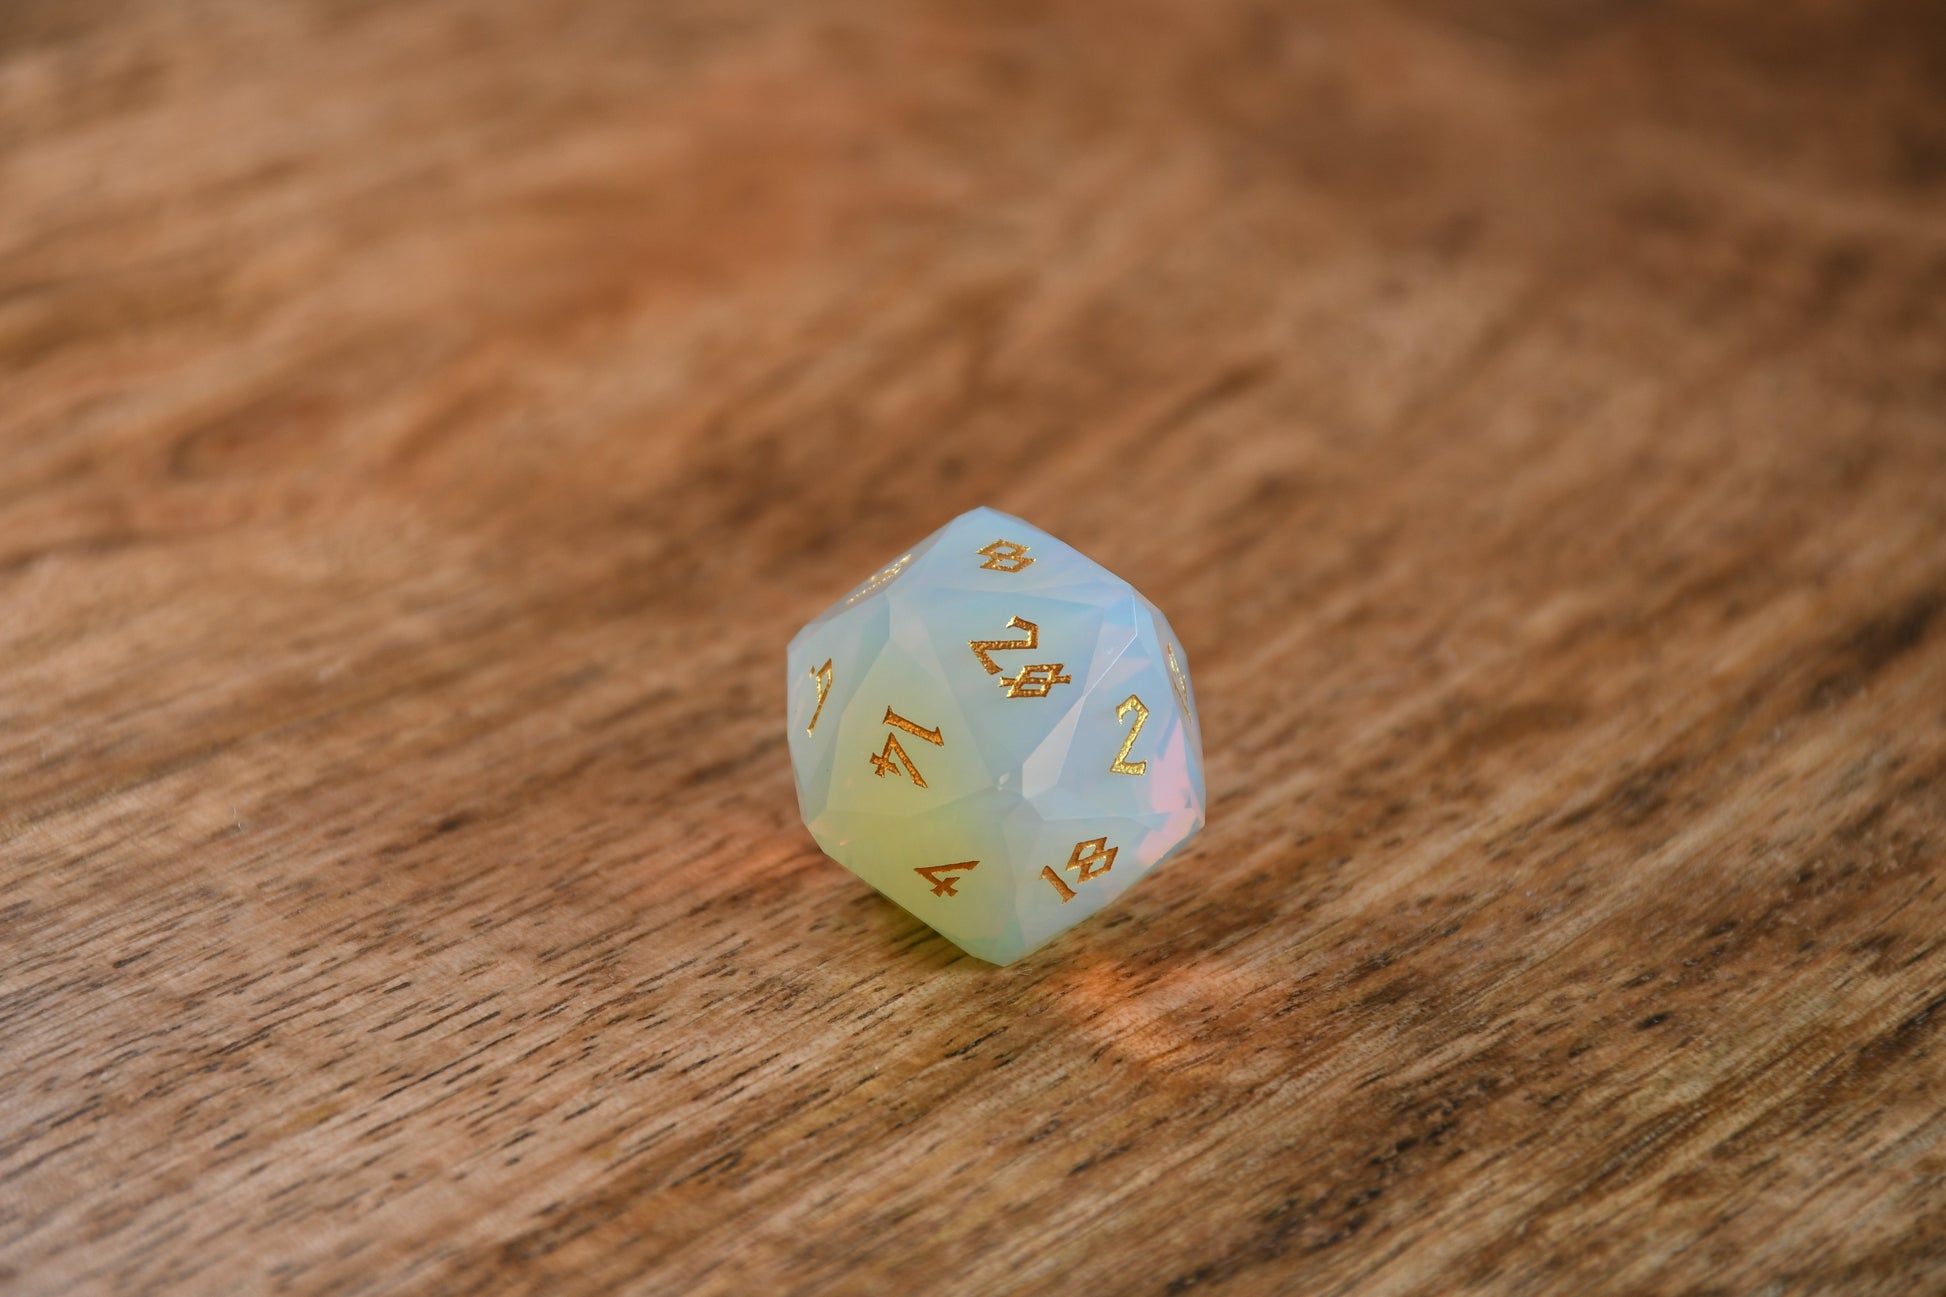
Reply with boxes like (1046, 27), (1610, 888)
(4, 1), (1946, 1292)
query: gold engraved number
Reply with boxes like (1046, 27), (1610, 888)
(915, 860), (979, 897)
(869, 707), (944, 788)
(970, 616), (1074, 698)
(1166, 643), (1193, 717)
(1040, 836), (1118, 903)
(969, 616), (1038, 675)
(806, 659), (834, 736)
(1109, 694), (1149, 775)
(977, 539), (1034, 573)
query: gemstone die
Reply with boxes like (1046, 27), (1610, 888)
(786, 507), (1205, 964)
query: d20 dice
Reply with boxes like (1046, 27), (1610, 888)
(785, 506), (1205, 965)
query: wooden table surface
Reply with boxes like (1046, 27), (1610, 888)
(5, 2), (1945, 1293)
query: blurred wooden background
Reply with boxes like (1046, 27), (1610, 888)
(4, 1), (1945, 1293)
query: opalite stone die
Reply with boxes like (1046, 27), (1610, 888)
(785, 507), (1206, 964)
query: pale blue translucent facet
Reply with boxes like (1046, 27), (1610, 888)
(785, 507), (1206, 965)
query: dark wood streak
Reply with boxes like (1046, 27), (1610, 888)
(4, 0), (1946, 1294)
